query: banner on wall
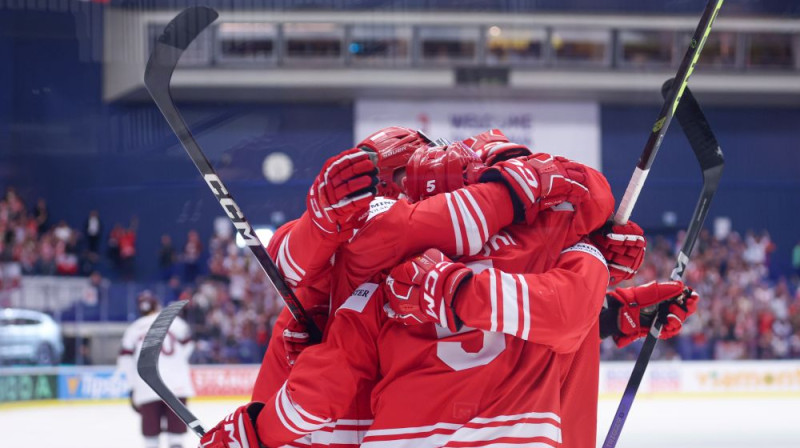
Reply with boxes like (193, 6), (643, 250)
(191, 365), (260, 397)
(0, 373), (58, 403)
(58, 368), (128, 400)
(355, 100), (601, 169)
(600, 361), (800, 395)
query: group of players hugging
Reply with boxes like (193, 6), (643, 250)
(198, 127), (699, 448)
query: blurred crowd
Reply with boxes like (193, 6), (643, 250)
(5, 185), (800, 363)
(603, 229), (800, 361)
(174, 228), (283, 365)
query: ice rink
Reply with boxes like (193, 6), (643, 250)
(2, 394), (798, 448)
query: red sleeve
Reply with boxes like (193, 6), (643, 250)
(255, 284), (382, 447)
(341, 182), (515, 285)
(565, 166), (615, 244)
(454, 241), (609, 354)
(268, 214), (340, 288)
(251, 281), (332, 402)
(251, 307), (293, 402)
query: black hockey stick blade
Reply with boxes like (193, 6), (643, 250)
(144, 6), (218, 95)
(138, 300), (206, 437)
(662, 78), (725, 280)
(143, 7), (322, 343)
(602, 83), (725, 448)
(663, 78), (725, 173)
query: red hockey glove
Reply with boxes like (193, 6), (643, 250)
(307, 148), (378, 240)
(479, 153), (589, 224)
(462, 129), (532, 166)
(282, 304), (329, 367)
(404, 142), (485, 202)
(602, 281), (699, 348)
(590, 220), (647, 286)
(384, 249), (472, 332)
(199, 402), (266, 448)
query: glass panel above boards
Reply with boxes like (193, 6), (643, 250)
(677, 31), (738, 69)
(618, 30), (675, 69)
(216, 22), (278, 65)
(745, 32), (796, 69)
(485, 26), (547, 66)
(550, 29), (611, 67)
(349, 25), (413, 66)
(418, 26), (481, 65)
(283, 23), (345, 65)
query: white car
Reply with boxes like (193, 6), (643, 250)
(0, 308), (64, 365)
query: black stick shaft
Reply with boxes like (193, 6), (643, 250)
(602, 83), (724, 448)
(614, 0), (724, 225)
(144, 7), (321, 343)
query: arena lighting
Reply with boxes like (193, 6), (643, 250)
(235, 226), (275, 249)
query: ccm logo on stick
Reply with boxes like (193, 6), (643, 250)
(204, 174), (259, 247)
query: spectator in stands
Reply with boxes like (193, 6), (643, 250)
(158, 234), (176, 281)
(118, 217), (138, 281)
(53, 220), (72, 243)
(55, 239), (79, 275)
(107, 223), (122, 270)
(32, 198), (49, 234)
(793, 240), (800, 278)
(36, 236), (57, 275)
(181, 229), (203, 283)
(84, 210), (102, 258)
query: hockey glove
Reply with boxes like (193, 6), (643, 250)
(282, 304), (329, 367)
(384, 248), (472, 332)
(404, 142), (485, 202)
(462, 129), (532, 166)
(307, 148), (378, 240)
(199, 402), (266, 448)
(590, 220), (646, 286)
(601, 281), (699, 348)
(479, 153), (589, 224)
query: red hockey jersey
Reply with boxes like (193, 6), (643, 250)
(255, 181), (613, 447)
(254, 182), (516, 402)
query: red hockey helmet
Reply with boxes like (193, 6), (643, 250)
(137, 290), (160, 316)
(462, 129), (531, 166)
(357, 126), (432, 199)
(404, 142), (485, 203)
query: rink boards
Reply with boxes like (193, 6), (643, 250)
(2, 361), (800, 448)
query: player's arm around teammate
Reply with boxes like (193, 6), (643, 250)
(199, 282), (386, 448)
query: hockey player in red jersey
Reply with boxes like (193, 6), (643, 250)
(199, 133), (626, 447)
(198, 128), (692, 446)
(251, 127), (591, 403)
(200, 142), (618, 448)
(380, 131), (699, 448)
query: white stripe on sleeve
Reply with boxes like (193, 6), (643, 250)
(276, 383), (330, 435)
(517, 274), (531, 340)
(489, 269), (498, 332)
(452, 191), (482, 255)
(459, 189), (489, 249)
(444, 193), (464, 255)
(499, 272), (519, 335)
(277, 234), (306, 286)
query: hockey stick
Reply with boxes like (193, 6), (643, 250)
(614, 0), (723, 224)
(144, 6), (322, 343)
(601, 81), (724, 448)
(602, 4), (723, 443)
(137, 300), (206, 436)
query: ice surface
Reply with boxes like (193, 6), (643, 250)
(1, 395), (798, 448)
